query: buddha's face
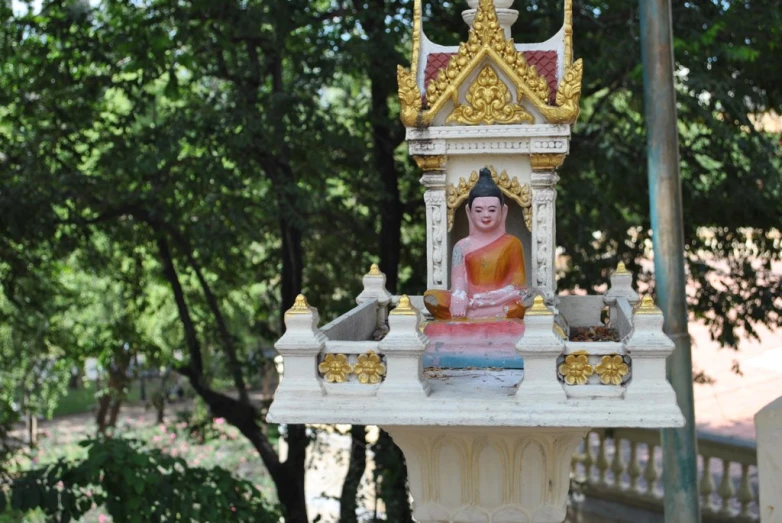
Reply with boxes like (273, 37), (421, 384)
(467, 196), (505, 233)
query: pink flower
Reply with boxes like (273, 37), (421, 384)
(214, 417), (225, 425)
(231, 506), (236, 512)
(99, 514), (108, 523)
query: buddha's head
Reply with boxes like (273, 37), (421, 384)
(466, 168), (507, 234)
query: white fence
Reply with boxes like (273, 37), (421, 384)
(571, 428), (759, 521)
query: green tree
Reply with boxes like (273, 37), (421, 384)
(3, 438), (280, 522)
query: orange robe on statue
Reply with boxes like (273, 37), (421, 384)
(424, 234), (527, 320)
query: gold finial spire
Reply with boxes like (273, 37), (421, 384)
(526, 295), (553, 316)
(391, 294), (417, 316)
(368, 263), (382, 276)
(635, 295), (661, 315)
(411, 0), (421, 77)
(286, 294), (310, 315)
(615, 261), (629, 275)
(564, 0), (574, 67)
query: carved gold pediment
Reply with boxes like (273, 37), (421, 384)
(446, 65), (534, 126)
(397, 0), (583, 128)
(446, 166), (532, 232)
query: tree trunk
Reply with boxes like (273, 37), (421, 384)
(107, 397), (122, 429)
(340, 425), (367, 523)
(374, 429), (414, 522)
(155, 230), (312, 521)
(96, 393), (111, 435)
(371, 80), (403, 294)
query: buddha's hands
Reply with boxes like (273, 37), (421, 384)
(471, 285), (519, 308)
(451, 289), (468, 317)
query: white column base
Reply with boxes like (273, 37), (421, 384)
(384, 426), (587, 523)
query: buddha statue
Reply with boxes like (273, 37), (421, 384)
(424, 168), (531, 321)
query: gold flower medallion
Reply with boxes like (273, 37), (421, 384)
(318, 354), (352, 384)
(354, 351), (386, 385)
(595, 354), (630, 386)
(558, 352), (594, 385)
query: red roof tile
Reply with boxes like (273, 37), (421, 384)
(423, 50), (559, 105)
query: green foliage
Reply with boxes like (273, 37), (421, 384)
(2, 438), (279, 523)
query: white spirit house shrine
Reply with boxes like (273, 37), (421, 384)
(269, 1), (684, 522)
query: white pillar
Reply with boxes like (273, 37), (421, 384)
(377, 295), (431, 398)
(516, 296), (566, 402)
(424, 189), (448, 290)
(756, 396), (782, 522)
(356, 263), (393, 332)
(418, 158), (449, 290)
(531, 171), (558, 295)
(274, 295), (326, 396)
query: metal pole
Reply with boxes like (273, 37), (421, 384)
(638, 0), (701, 521)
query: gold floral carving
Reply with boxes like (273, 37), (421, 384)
(595, 354), (630, 386)
(530, 154), (567, 171)
(397, 65), (423, 128)
(391, 295), (417, 316)
(285, 294), (311, 316)
(445, 166), (532, 231)
(318, 354), (352, 384)
(354, 351), (386, 385)
(526, 295), (553, 317)
(368, 263), (382, 276)
(413, 155), (446, 171)
(614, 262), (629, 275)
(634, 295), (661, 316)
(538, 59), (584, 124)
(558, 352), (594, 385)
(397, 0), (582, 127)
(446, 65), (534, 125)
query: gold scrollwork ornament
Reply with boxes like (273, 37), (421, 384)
(446, 65), (534, 125)
(413, 155), (446, 172)
(530, 154), (567, 172)
(397, 65), (423, 128)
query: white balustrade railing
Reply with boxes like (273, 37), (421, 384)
(571, 428), (759, 522)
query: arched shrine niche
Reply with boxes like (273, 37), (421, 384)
(447, 165), (533, 289)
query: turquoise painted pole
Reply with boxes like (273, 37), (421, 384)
(638, 0), (701, 521)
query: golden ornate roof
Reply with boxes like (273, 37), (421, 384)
(397, 0), (583, 128)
